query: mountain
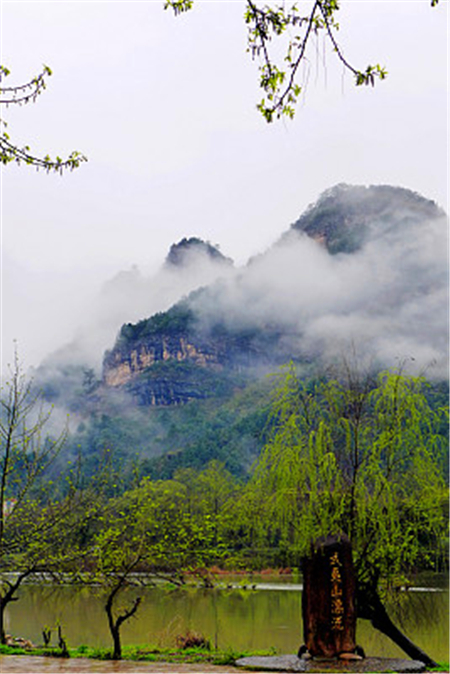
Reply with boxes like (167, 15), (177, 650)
(32, 183), (448, 481)
(101, 184), (448, 407)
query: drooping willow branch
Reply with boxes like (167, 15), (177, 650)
(0, 65), (87, 173)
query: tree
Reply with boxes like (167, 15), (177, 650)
(90, 507), (146, 661)
(237, 362), (447, 666)
(168, 462), (238, 583)
(0, 351), (91, 643)
(134, 475), (228, 583)
(87, 474), (227, 659)
(165, 0), (440, 122)
(0, 65), (86, 172)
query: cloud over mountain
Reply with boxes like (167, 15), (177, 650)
(184, 185), (447, 378)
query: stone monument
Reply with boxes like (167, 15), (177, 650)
(235, 532), (427, 672)
(300, 533), (361, 660)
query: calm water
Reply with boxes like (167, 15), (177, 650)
(5, 578), (449, 662)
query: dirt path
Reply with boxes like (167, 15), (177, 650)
(0, 655), (242, 674)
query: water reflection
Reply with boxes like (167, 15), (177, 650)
(5, 581), (449, 662)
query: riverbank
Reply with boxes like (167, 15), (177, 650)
(0, 644), (272, 672)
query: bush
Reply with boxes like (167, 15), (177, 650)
(175, 631), (211, 650)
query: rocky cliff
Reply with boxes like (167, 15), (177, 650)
(102, 301), (286, 404)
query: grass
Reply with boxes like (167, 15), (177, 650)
(0, 642), (276, 665)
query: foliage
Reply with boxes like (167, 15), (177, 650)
(165, 0), (391, 122)
(2, 355), (446, 658)
(0, 65), (86, 172)
(229, 362), (447, 663)
(78, 463), (236, 658)
(57, 359), (447, 492)
(0, 352), (95, 643)
(123, 469), (231, 574)
(84, 491), (149, 659)
(58, 375), (273, 485)
(117, 302), (194, 345)
(238, 364), (448, 585)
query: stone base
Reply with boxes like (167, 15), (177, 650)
(235, 654), (426, 673)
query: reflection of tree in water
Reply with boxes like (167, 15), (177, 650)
(355, 588), (449, 660)
(6, 585), (60, 642)
(387, 589), (449, 633)
(8, 584), (109, 647)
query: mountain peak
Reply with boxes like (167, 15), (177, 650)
(291, 184), (444, 254)
(165, 237), (233, 268)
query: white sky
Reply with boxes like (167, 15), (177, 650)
(0, 0), (448, 371)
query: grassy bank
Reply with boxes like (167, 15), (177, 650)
(0, 643), (275, 665)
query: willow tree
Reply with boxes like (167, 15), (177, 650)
(239, 363), (447, 666)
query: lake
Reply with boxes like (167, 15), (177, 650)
(4, 576), (449, 662)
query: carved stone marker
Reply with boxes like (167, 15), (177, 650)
(301, 534), (359, 659)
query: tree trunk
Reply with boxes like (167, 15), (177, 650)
(357, 587), (438, 668)
(0, 576), (25, 645)
(111, 624), (122, 661)
(105, 596), (122, 660)
(105, 585), (141, 661)
(0, 599), (6, 644)
(0, 593), (19, 644)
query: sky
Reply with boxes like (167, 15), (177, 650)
(0, 0), (448, 373)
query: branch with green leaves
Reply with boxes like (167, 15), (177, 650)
(0, 65), (87, 173)
(165, 0), (439, 123)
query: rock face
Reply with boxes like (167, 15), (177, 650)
(102, 301), (284, 405)
(103, 334), (222, 387)
(102, 303), (218, 402)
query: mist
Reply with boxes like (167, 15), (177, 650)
(33, 240), (235, 375)
(189, 208), (448, 379)
(26, 183), (449, 397)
